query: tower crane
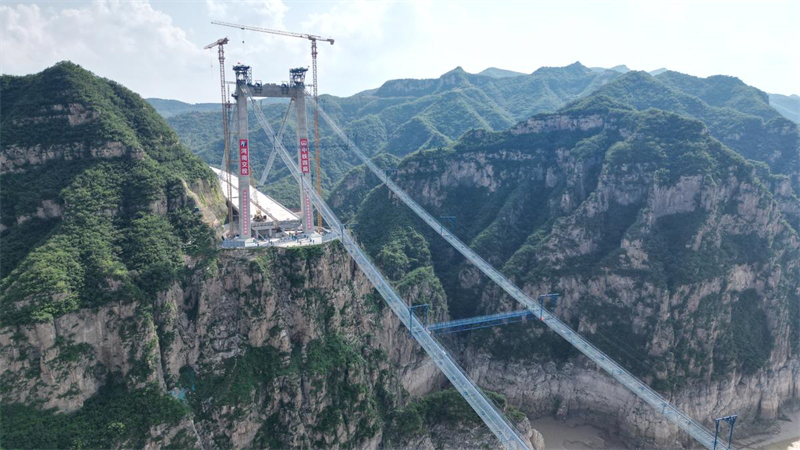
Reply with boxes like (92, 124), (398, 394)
(212, 20), (334, 233)
(204, 37), (234, 238)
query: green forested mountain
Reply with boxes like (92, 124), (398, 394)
(655, 71), (779, 120)
(331, 69), (800, 443)
(571, 71), (800, 178)
(160, 63), (799, 216)
(158, 62), (621, 208)
(145, 98), (220, 118)
(0, 62), (219, 304)
(4, 60), (799, 449)
(0, 62), (226, 448)
(2, 62), (511, 450)
(329, 69), (800, 237)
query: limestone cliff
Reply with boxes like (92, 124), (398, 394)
(0, 61), (540, 450)
(349, 101), (800, 448)
(1, 243), (544, 449)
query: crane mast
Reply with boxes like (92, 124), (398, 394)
(212, 20), (333, 233)
(312, 40), (322, 232)
(205, 37), (234, 238)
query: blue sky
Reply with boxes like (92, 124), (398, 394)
(1, 0), (798, 103)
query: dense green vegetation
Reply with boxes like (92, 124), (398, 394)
(328, 152), (399, 223)
(2, 62), (210, 182)
(4, 59), (798, 447)
(0, 377), (188, 450)
(714, 289), (775, 376)
(178, 333), (384, 448)
(588, 71), (800, 176)
(0, 62), (216, 326)
(656, 71), (778, 121)
(345, 72), (798, 392)
(385, 388), (526, 443)
(163, 63), (624, 209)
(0, 157), (213, 325)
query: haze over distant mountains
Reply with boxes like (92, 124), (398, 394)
(770, 93), (800, 123)
(150, 64), (799, 124)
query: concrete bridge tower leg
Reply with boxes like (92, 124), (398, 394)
(293, 84), (313, 234)
(234, 67), (254, 243)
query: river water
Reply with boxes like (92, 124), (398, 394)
(529, 409), (800, 450)
(529, 417), (628, 450)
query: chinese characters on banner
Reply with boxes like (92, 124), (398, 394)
(305, 193), (312, 231)
(239, 139), (250, 176)
(299, 138), (310, 174)
(299, 138), (312, 229)
(241, 188), (249, 237)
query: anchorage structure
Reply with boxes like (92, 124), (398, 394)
(224, 65), (316, 246)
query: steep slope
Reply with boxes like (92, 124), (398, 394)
(342, 92), (800, 447)
(0, 242), (451, 449)
(582, 71), (800, 231)
(0, 61), (223, 447)
(0, 62), (221, 314)
(327, 153), (400, 223)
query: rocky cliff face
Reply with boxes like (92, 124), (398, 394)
(1, 242), (546, 449)
(348, 103), (800, 448)
(1, 62), (544, 450)
(156, 245), (439, 449)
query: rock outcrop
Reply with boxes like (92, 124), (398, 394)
(356, 105), (800, 448)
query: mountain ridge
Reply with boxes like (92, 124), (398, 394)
(155, 62), (797, 214)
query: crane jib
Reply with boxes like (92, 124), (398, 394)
(211, 20), (334, 44)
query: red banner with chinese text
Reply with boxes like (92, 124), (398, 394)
(299, 138), (310, 174)
(239, 139), (250, 176)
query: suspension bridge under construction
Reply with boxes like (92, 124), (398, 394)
(205, 23), (737, 450)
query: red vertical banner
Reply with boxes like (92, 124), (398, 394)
(241, 188), (249, 236)
(299, 138), (310, 174)
(305, 193), (312, 231)
(239, 139), (250, 176)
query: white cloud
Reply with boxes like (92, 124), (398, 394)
(1, 0), (797, 102)
(0, 0), (206, 100)
(205, 0), (287, 29)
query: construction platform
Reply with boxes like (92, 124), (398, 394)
(212, 166), (302, 236)
(220, 230), (339, 248)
